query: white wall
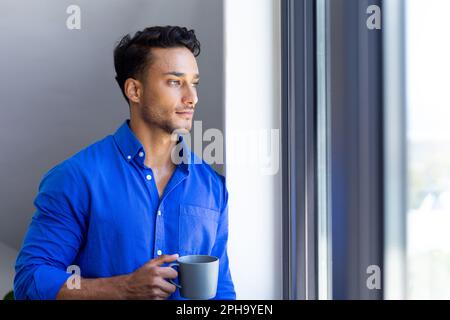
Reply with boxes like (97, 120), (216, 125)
(0, 242), (18, 298)
(224, 0), (282, 299)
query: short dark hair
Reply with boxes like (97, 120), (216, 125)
(113, 26), (201, 103)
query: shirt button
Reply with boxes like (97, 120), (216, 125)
(139, 151), (144, 158)
(146, 174), (152, 181)
(127, 155), (131, 160)
(157, 250), (162, 256)
(157, 210), (162, 216)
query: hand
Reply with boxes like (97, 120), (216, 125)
(123, 254), (179, 300)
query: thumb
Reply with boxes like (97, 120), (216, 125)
(149, 253), (179, 266)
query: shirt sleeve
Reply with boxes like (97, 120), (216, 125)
(210, 178), (236, 300)
(14, 160), (88, 300)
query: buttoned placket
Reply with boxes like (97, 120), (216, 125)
(128, 149), (188, 259)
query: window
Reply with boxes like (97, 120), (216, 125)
(384, 0), (450, 300)
(405, 0), (450, 299)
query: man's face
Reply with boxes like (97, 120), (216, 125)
(137, 47), (199, 134)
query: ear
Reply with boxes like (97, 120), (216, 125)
(124, 78), (142, 104)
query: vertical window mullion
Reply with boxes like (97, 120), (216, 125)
(282, 0), (318, 300)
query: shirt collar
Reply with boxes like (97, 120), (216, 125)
(113, 120), (143, 162)
(113, 120), (191, 172)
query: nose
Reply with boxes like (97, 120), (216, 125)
(182, 86), (198, 107)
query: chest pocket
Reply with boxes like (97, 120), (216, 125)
(178, 204), (220, 256)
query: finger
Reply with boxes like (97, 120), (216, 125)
(148, 254), (179, 267)
(151, 288), (171, 300)
(155, 278), (178, 294)
(158, 266), (178, 279)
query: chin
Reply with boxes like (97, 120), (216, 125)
(179, 119), (193, 129)
(170, 123), (192, 134)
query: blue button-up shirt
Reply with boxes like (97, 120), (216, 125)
(14, 120), (235, 300)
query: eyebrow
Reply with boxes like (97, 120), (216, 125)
(163, 71), (200, 79)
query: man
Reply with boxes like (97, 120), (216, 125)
(14, 26), (235, 300)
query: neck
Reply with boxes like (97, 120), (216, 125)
(129, 117), (176, 169)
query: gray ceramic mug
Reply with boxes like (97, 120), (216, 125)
(168, 255), (219, 300)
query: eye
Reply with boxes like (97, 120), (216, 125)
(168, 80), (181, 86)
(192, 82), (200, 87)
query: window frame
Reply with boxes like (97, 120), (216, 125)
(281, 0), (318, 300)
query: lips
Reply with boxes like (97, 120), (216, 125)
(176, 110), (194, 117)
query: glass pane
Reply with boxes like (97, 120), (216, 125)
(406, 0), (450, 299)
(316, 0), (332, 300)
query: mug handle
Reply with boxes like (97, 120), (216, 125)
(168, 263), (182, 289)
